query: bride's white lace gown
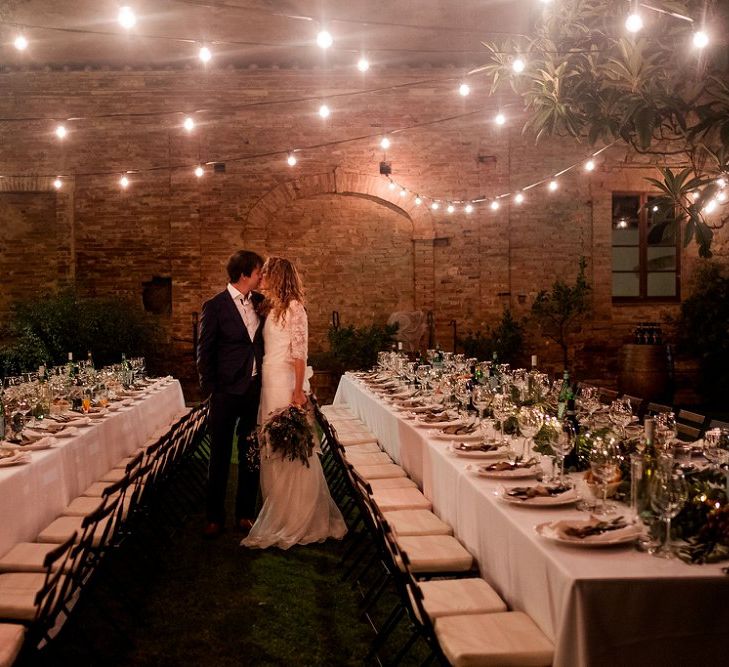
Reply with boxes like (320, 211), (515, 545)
(241, 300), (347, 549)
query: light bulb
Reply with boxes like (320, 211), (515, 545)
(53, 178), (62, 190)
(717, 177), (727, 189)
(316, 30), (333, 49)
(357, 57), (369, 72)
(55, 124), (67, 139)
(194, 166), (204, 178)
(691, 191), (700, 201)
(490, 200), (500, 211)
(512, 58), (525, 73)
(717, 191), (727, 203)
(119, 175), (130, 189)
(318, 104), (330, 118)
(118, 6), (136, 30)
(625, 13), (643, 33)
(414, 196), (422, 206)
(388, 181), (396, 191)
(652, 205), (659, 212)
(703, 199), (718, 214)
(447, 204), (455, 214)
(380, 137), (391, 150)
(287, 153), (297, 166)
(584, 159), (596, 171)
(458, 83), (470, 97)
(692, 31), (709, 49)
(494, 113), (506, 126)
(548, 180), (558, 192)
(399, 189), (407, 197)
(465, 204), (474, 214)
(199, 46), (212, 63)
(183, 117), (194, 132)
(14, 35), (28, 51)
(514, 192), (525, 204)
(431, 202), (440, 210)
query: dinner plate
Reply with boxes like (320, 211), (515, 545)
(54, 427), (79, 439)
(0, 453), (31, 467)
(447, 444), (507, 459)
(466, 462), (537, 479)
(432, 428), (483, 442)
(415, 418), (463, 429)
(496, 485), (579, 507)
(535, 519), (642, 547)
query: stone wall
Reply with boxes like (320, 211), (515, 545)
(0, 66), (723, 397)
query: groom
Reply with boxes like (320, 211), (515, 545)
(197, 249), (265, 537)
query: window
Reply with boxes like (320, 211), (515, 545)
(611, 192), (680, 301)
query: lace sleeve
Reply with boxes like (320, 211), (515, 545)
(288, 300), (308, 360)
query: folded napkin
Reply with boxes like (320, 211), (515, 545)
(65, 417), (91, 427)
(482, 459), (536, 473)
(553, 516), (641, 542)
(506, 483), (573, 501)
(55, 427), (79, 438)
(456, 442), (501, 452)
(441, 423), (479, 436)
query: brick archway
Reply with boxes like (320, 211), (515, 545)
(243, 168), (435, 239)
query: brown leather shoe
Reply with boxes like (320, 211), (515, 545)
(237, 518), (254, 533)
(203, 522), (223, 538)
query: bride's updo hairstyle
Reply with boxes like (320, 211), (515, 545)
(261, 256), (305, 321)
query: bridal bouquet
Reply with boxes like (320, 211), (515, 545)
(261, 405), (316, 467)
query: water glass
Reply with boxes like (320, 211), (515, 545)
(649, 462), (688, 559)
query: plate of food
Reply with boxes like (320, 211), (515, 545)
(535, 516), (642, 547)
(496, 483), (578, 506)
(447, 442), (507, 459)
(467, 459), (538, 479)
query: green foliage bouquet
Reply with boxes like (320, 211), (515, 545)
(261, 405), (316, 467)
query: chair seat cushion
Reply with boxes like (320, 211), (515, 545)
(0, 623), (25, 667)
(321, 405), (357, 421)
(81, 481), (113, 497)
(0, 572), (47, 621)
(396, 535), (474, 573)
(344, 451), (392, 466)
(434, 611), (554, 667)
(369, 477), (418, 491)
(384, 509), (452, 536)
(63, 495), (131, 518)
(37, 516), (112, 547)
(418, 578), (506, 619)
(373, 488), (432, 513)
(100, 468), (126, 483)
(338, 433), (378, 446)
(0, 543), (71, 574)
(353, 463), (407, 480)
(343, 442), (381, 454)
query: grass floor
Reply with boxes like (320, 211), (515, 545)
(41, 464), (425, 667)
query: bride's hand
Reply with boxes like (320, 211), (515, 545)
(291, 389), (307, 406)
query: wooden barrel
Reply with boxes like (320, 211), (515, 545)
(618, 344), (672, 402)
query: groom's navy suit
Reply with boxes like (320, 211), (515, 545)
(197, 288), (265, 524)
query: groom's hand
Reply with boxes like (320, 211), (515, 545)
(291, 389), (307, 406)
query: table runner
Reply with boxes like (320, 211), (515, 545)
(0, 379), (186, 556)
(335, 374), (729, 666)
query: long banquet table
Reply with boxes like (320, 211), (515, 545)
(0, 379), (186, 557)
(335, 373), (729, 667)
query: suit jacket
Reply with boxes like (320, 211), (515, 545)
(197, 289), (265, 397)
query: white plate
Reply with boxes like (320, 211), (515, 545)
(0, 453), (31, 467)
(535, 519), (642, 547)
(496, 485), (579, 507)
(448, 444), (507, 459)
(107, 404), (121, 412)
(416, 419), (464, 429)
(433, 428), (483, 442)
(55, 427), (79, 439)
(466, 462), (537, 479)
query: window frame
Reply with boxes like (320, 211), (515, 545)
(611, 190), (681, 304)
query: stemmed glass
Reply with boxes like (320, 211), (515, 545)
(608, 398), (633, 438)
(654, 412), (678, 451)
(472, 386), (493, 421)
(649, 462), (689, 559)
(589, 437), (620, 516)
(547, 418), (576, 485)
(516, 406), (543, 462)
(491, 394), (514, 448)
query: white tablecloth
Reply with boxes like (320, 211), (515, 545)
(0, 379), (186, 557)
(335, 374), (729, 667)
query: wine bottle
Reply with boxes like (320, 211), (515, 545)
(557, 370), (573, 419)
(86, 350), (95, 369)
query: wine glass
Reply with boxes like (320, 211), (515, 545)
(472, 386), (493, 421)
(608, 398), (633, 438)
(517, 406), (543, 461)
(589, 437), (620, 516)
(654, 412), (678, 451)
(547, 418), (575, 486)
(491, 394), (514, 447)
(649, 463), (689, 559)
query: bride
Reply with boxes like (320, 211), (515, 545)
(241, 257), (347, 549)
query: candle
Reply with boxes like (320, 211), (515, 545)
(531, 355), (538, 368)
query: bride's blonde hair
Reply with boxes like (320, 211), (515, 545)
(261, 256), (305, 321)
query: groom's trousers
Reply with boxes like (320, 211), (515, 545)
(206, 379), (261, 524)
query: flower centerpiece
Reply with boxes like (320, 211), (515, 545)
(260, 405), (316, 467)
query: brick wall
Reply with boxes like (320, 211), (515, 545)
(0, 67), (723, 397)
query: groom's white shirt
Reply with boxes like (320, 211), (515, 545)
(227, 282), (260, 377)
